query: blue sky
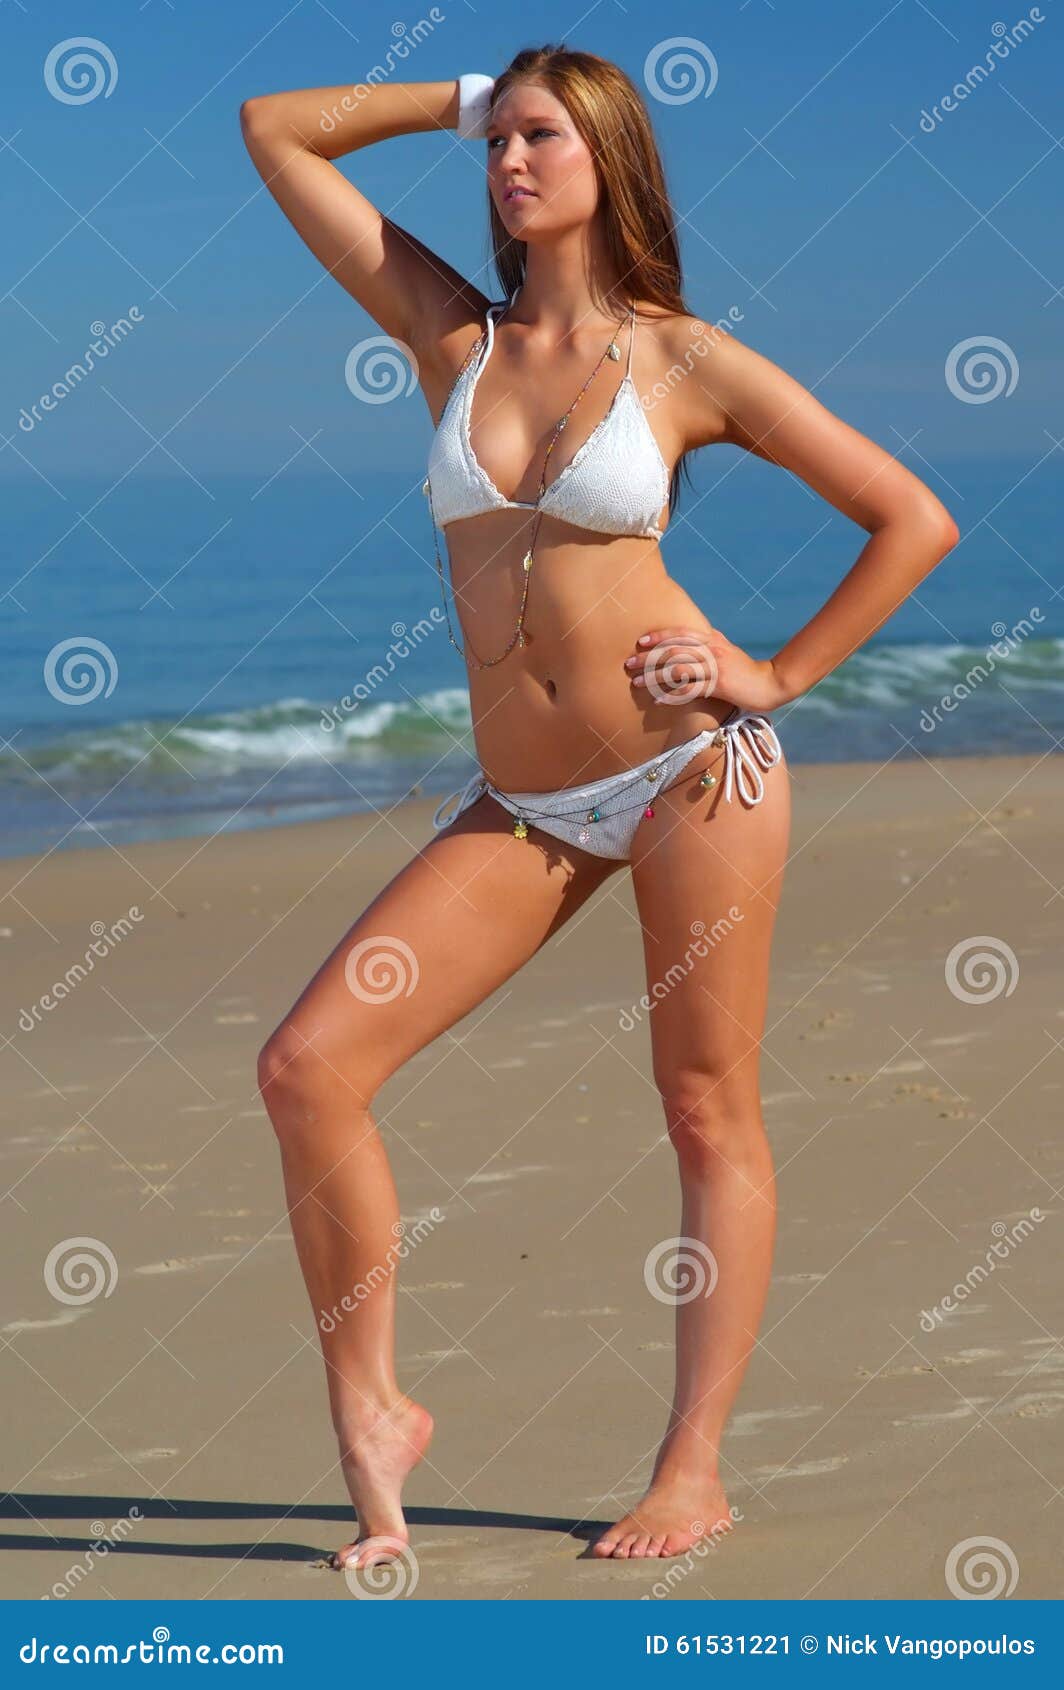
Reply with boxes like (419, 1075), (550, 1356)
(2, 0), (1061, 486)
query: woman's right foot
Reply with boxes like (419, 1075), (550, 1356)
(329, 1394), (434, 1571)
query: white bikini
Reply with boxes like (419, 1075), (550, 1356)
(426, 287), (671, 540)
(425, 289), (784, 860)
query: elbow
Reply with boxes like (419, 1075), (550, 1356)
(239, 96), (272, 143)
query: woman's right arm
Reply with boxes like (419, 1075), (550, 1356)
(239, 79), (487, 351)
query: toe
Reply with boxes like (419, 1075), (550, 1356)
(630, 1534), (652, 1557)
(648, 1534), (668, 1557)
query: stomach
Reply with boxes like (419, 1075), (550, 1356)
(445, 513), (736, 791)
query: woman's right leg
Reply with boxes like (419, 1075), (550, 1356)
(256, 795), (623, 1570)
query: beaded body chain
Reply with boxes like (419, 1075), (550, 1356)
(424, 287), (631, 670)
(502, 724), (731, 845)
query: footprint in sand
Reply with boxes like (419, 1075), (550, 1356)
(3, 1308), (88, 1335)
(751, 1455), (849, 1480)
(134, 1252), (239, 1275)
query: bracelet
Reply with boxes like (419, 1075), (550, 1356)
(457, 72), (495, 140)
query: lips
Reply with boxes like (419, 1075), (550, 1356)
(505, 187), (536, 201)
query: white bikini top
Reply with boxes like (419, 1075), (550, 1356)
(424, 287), (671, 541)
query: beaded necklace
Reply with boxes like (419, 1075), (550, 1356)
(424, 286), (631, 670)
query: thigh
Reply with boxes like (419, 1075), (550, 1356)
(262, 794), (625, 1098)
(627, 744), (792, 1086)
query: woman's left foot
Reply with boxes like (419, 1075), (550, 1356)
(592, 1475), (733, 1559)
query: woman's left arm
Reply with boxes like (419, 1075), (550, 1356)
(628, 321), (961, 711)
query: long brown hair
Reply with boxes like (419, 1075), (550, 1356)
(485, 44), (697, 524)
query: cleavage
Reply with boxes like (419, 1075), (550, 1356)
(468, 363), (627, 506)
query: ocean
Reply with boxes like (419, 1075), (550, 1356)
(2, 460), (1060, 859)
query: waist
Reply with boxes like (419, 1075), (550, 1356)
(464, 579), (730, 790)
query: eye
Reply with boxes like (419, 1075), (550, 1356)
(488, 127), (558, 148)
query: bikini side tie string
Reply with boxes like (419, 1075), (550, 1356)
(432, 769), (488, 831)
(720, 711), (785, 806)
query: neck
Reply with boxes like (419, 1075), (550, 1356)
(509, 244), (627, 338)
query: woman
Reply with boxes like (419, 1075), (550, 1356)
(243, 45), (958, 1571)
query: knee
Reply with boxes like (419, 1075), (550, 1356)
(257, 1025), (372, 1139)
(659, 1071), (764, 1174)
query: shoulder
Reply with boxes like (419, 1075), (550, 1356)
(634, 303), (791, 454)
(638, 300), (803, 452)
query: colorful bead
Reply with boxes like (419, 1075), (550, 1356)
(646, 766), (660, 781)
(591, 808), (600, 822)
(522, 551), (533, 571)
(700, 771), (718, 789)
(644, 804), (655, 818)
(513, 819), (528, 839)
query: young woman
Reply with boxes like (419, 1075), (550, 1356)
(243, 45), (958, 1571)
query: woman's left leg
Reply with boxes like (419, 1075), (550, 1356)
(592, 740), (792, 1559)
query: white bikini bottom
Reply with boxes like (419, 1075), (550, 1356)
(430, 707), (784, 862)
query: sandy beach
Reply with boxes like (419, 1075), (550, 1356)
(2, 746), (1061, 1601)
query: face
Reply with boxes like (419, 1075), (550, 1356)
(485, 82), (600, 231)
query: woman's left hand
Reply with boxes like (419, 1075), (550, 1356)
(623, 625), (790, 713)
